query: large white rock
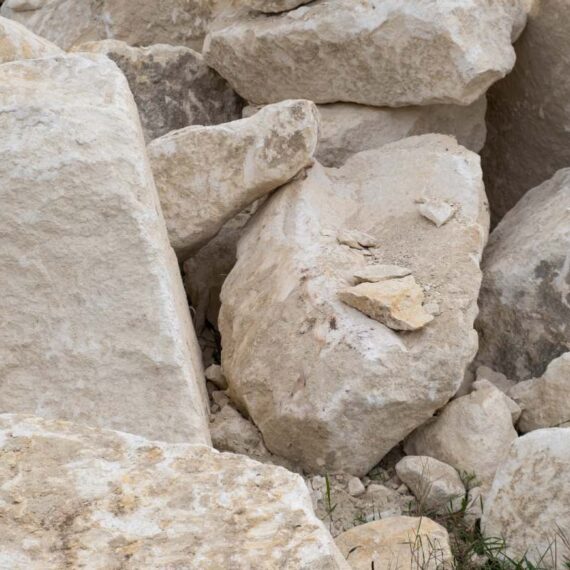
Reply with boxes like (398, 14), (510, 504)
(476, 168), (570, 381)
(395, 456), (466, 514)
(405, 381), (519, 488)
(335, 517), (452, 570)
(148, 99), (319, 257)
(0, 414), (349, 570)
(74, 40), (242, 142)
(0, 0), (233, 50)
(0, 54), (210, 445)
(483, 428), (570, 568)
(203, 0), (527, 107)
(482, 0), (570, 222)
(220, 134), (489, 475)
(0, 14), (62, 62)
(509, 352), (570, 432)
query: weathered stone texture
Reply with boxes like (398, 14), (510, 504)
(0, 54), (210, 445)
(220, 135), (489, 475)
(0, 414), (349, 570)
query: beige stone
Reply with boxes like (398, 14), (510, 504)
(339, 276), (434, 332)
(0, 0), (233, 50)
(246, 0), (310, 13)
(0, 414), (349, 570)
(0, 13), (61, 62)
(395, 456), (465, 513)
(509, 352), (570, 432)
(0, 54), (209, 445)
(418, 200), (456, 228)
(220, 135), (489, 475)
(476, 365), (517, 394)
(482, 0), (570, 222)
(483, 428), (570, 568)
(335, 517), (452, 570)
(316, 99), (487, 167)
(204, 0), (526, 106)
(475, 168), (570, 380)
(148, 99), (319, 257)
(73, 40), (242, 142)
(337, 228), (378, 249)
(353, 264), (411, 284)
(405, 381), (519, 488)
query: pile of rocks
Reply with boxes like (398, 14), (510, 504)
(1, 0), (569, 567)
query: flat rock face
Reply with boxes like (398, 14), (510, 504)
(316, 99), (487, 167)
(335, 517), (452, 570)
(204, 0), (525, 107)
(74, 40), (242, 142)
(0, 0), (232, 50)
(482, 0), (570, 223)
(0, 14), (62, 62)
(509, 352), (570, 432)
(219, 135), (489, 475)
(148, 99), (319, 257)
(405, 381), (518, 488)
(0, 54), (210, 445)
(482, 428), (570, 568)
(0, 414), (349, 570)
(475, 168), (570, 381)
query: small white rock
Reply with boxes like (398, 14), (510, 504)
(337, 228), (379, 249)
(347, 476), (366, 497)
(205, 364), (228, 390)
(418, 200), (456, 227)
(353, 264), (411, 284)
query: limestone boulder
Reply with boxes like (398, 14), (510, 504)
(313, 99), (487, 167)
(405, 381), (519, 488)
(483, 428), (570, 568)
(476, 168), (570, 380)
(204, 0), (527, 107)
(482, 0), (570, 222)
(220, 134), (489, 475)
(0, 0), (232, 51)
(395, 456), (465, 514)
(148, 99), (319, 257)
(0, 414), (349, 570)
(509, 352), (570, 432)
(0, 14), (61, 62)
(0, 54), (210, 445)
(335, 517), (452, 570)
(73, 40), (242, 142)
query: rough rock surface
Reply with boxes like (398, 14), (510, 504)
(220, 134), (489, 475)
(204, 0), (526, 107)
(395, 456), (465, 513)
(483, 428), (570, 568)
(0, 414), (349, 570)
(246, 0), (310, 13)
(74, 40), (242, 142)
(482, 0), (570, 222)
(335, 517), (453, 570)
(0, 54), (210, 445)
(509, 352), (570, 432)
(405, 381), (518, 488)
(148, 99), (319, 257)
(0, 14), (62, 62)
(0, 0), (233, 50)
(339, 276), (434, 332)
(312, 99), (487, 167)
(476, 168), (570, 380)
(245, 97), (487, 167)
